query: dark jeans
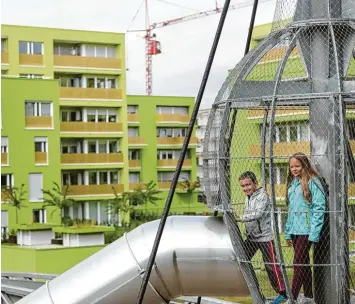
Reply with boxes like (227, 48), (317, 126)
(244, 239), (286, 295)
(291, 235), (313, 300)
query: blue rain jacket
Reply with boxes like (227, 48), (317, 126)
(285, 177), (326, 243)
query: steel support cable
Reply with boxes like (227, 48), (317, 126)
(136, 0), (232, 302)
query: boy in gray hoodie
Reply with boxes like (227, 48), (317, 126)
(238, 171), (287, 304)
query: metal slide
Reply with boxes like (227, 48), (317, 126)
(17, 216), (250, 304)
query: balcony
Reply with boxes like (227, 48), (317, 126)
(157, 137), (198, 146)
(129, 183), (146, 191)
(128, 137), (146, 146)
(157, 159), (192, 168)
(1, 190), (10, 202)
(247, 107), (309, 119)
(1, 153), (8, 165)
(19, 54), (43, 66)
(156, 114), (190, 124)
(65, 184), (124, 197)
(61, 153), (123, 165)
(157, 182), (185, 190)
(60, 122), (123, 133)
(266, 184), (286, 198)
(127, 114), (139, 123)
(60, 87), (122, 100)
(129, 160), (141, 168)
(54, 55), (121, 70)
(1, 52), (9, 65)
(25, 116), (52, 129)
(248, 141), (310, 157)
(35, 152), (47, 164)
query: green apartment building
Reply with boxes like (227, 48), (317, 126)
(1, 24), (203, 234)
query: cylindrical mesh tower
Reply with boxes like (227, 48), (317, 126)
(203, 0), (355, 303)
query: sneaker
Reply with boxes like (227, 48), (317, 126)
(271, 295), (288, 304)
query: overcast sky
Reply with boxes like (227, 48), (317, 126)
(1, 0), (276, 108)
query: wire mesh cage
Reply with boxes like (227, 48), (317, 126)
(203, 0), (355, 302)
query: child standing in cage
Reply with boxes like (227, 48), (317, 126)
(285, 152), (326, 303)
(238, 171), (288, 304)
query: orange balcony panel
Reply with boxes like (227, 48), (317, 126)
(157, 181), (184, 190)
(35, 152), (47, 164)
(157, 137), (198, 145)
(157, 159), (192, 167)
(266, 184), (287, 198)
(61, 153), (123, 164)
(128, 113), (139, 123)
(65, 184), (124, 196)
(60, 87), (122, 100)
(129, 183), (146, 191)
(248, 141), (310, 157)
(54, 55), (121, 69)
(1, 52), (9, 64)
(156, 114), (190, 123)
(60, 122), (123, 133)
(25, 116), (52, 128)
(129, 160), (141, 168)
(1, 153), (8, 165)
(1, 190), (10, 202)
(19, 54), (43, 66)
(128, 137), (146, 145)
(248, 107), (309, 118)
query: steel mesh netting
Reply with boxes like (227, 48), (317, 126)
(203, 4), (355, 303)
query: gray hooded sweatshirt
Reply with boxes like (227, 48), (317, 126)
(241, 187), (273, 242)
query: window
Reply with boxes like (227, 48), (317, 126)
(127, 105), (138, 114)
(129, 150), (140, 160)
(20, 74), (44, 79)
(62, 172), (83, 185)
(86, 140), (119, 154)
(59, 76), (81, 87)
(156, 106), (189, 114)
(19, 41), (43, 55)
(87, 171), (119, 185)
(157, 128), (186, 137)
(34, 137), (48, 153)
(158, 171), (190, 182)
(61, 110), (81, 122)
(29, 173), (43, 202)
(1, 211), (8, 237)
(53, 44), (80, 56)
(1, 174), (13, 189)
(83, 45), (116, 58)
(1, 39), (5, 52)
(128, 127), (139, 137)
(61, 141), (80, 154)
(157, 149), (190, 160)
(1, 137), (8, 153)
(266, 122), (310, 143)
(129, 173), (140, 183)
(33, 209), (46, 223)
(25, 101), (52, 117)
(85, 109), (117, 123)
(265, 165), (288, 184)
(86, 77), (117, 89)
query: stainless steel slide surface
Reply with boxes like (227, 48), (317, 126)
(17, 216), (250, 304)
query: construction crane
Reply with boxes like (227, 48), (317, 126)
(128, 0), (273, 95)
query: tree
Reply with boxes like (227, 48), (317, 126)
(178, 178), (200, 213)
(107, 187), (132, 226)
(131, 181), (162, 213)
(42, 182), (77, 225)
(1, 184), (27, 225)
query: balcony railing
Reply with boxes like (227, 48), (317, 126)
(156, 114), (190, 123)
(1, 153), (8, 165)
(129, 160), (141, 168)
(60, 122), (123, 133)
(64, 184), (124, 196)
(54, 55), (121, 70)
(157, 181), (185, 190)
(247, 107), (309, 118)
(128, 137), (146, 145)
(1, 52), (9, 64)
(19, 54), (43, 66)
(156, 137), (198, 146)
(25, 116), (52, 129)
(61, 153), (123, 164)
(129, 183), (146, 191)
(248, 141), (310, 157)
(35, 152), (47, 164)
(157, 159), (192, 167)
(60, 87), (122, 100)
(127, 113), (139, 123)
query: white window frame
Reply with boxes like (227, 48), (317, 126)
(85, 76), (117, 89)
(20, 74), (44, 79)
(84, 109), (118, 123)
(1, 137), (8, 153)
(273, 122), (309, 143)
(25, 101), (53, 117)
(1, 174), (14, 189)
(85, 170), (120, 185)
(84, 139), (118, 154)
(19, 41), (44, 55)
(33, 209), (47, 223)
(128, 150), (140, 160)
(156, 106), (189, 114)
(127, 105), (138, 114)
(83, 45), (116, 58)
(62, 172), (83, 186)
(28, 173), (43, 202)
(129, 172), (140, 183)
(34, 137), (48, 153)
(128, 127), (139, 137)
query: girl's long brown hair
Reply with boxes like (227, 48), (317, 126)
(286, 152), (320, 204)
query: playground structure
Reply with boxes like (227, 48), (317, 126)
(6, 0), (355, 302)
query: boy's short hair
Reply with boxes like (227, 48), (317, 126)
(239, 171), (258, 183)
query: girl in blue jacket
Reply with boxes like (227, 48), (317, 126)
(285, 152), (326, 302)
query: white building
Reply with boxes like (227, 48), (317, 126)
(196, 108), (211, 193)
